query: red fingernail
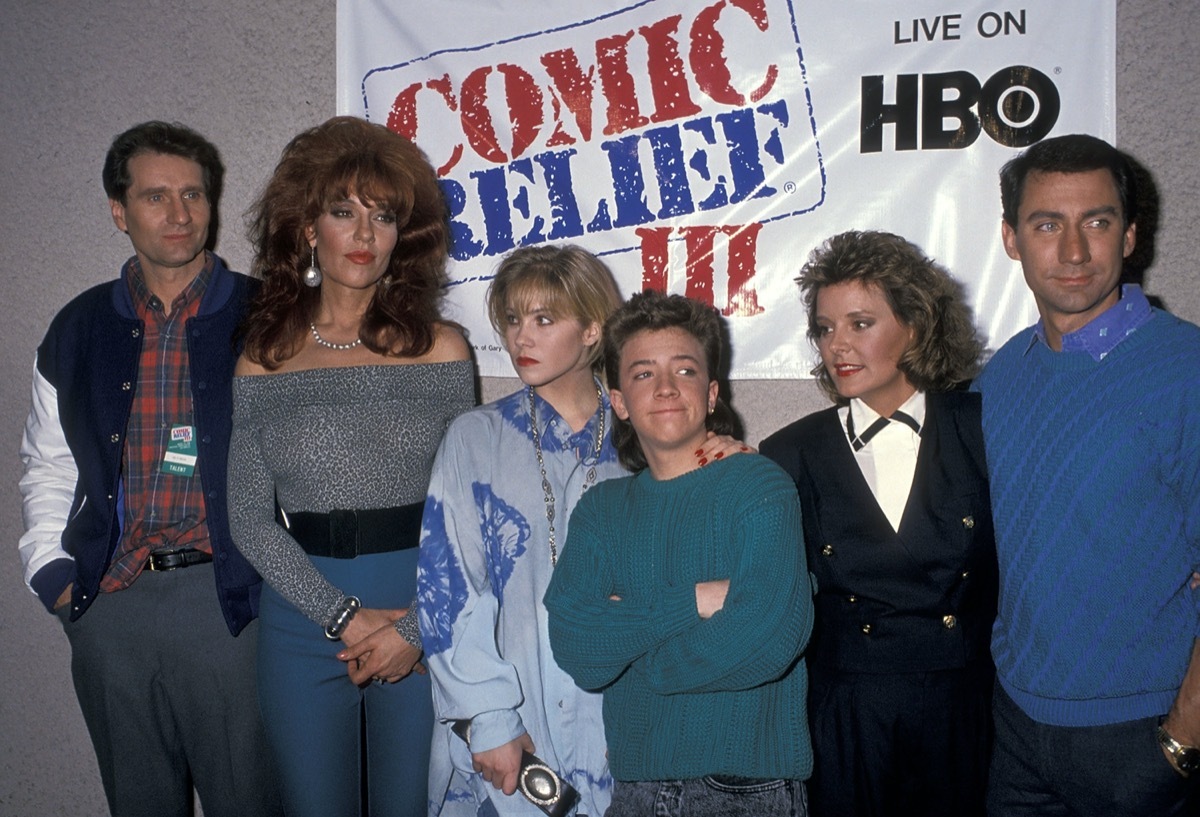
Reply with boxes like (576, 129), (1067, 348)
(694, 449), (704, 456)
(715, 452), (724, 460)
(740, 446), (749, 451)
(698, 457), (708, 466)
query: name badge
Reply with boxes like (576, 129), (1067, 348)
(161, 424), (198, 477)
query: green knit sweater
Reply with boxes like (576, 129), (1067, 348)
(544, 454), (814, 781)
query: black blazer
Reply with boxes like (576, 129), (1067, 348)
(761, 391), (997, 674)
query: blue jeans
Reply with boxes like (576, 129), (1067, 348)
(607, 777), (807, 817)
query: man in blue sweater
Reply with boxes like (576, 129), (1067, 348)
(17, 122), (281, 817)
(975, 133), (1200, 815)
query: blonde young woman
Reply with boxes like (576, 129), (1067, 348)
(228, 117), (474, 817)
(417, 247), (744, 817)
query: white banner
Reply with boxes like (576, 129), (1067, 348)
(337, 0), (1114, 378)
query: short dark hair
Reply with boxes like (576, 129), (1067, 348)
(798, 231), (983, 403)
(1000, 133), (1137, 227)
(102, 121), (223, 204)
(602, 290), (734, 472)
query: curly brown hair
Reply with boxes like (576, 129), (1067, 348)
(241, 116), (450, 367)
(799, 231), (984, 403)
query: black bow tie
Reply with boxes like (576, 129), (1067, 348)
(846, 409), (921, 452)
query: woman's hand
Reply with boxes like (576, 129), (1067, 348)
(472, 733), (535, 796)
(696, 431), (752, 467)
(337, 607), (426, 685)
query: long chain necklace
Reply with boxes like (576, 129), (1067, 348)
(310, 323), (362, 350)
(529, 383), (605, 565)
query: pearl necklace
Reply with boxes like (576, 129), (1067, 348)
(310, 323), (362, 350)
(528, 383), (605, 565)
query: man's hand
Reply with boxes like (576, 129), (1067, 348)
(472, 733), (535, 796)
(695, 579), (730, 619)
(1160, 639), (1200, 776)
(53, 584), (72, 611)
(1159, 720), (1198, 778)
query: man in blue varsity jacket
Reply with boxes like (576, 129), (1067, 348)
(17, 121), (281, 817)
(975, 133), (1200, 815)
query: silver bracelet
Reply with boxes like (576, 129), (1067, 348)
(324, 595), (361, 640)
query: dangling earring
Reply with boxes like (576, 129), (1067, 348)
(302, 246), (322, 288)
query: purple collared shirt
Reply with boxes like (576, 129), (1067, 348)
(1027, 284), (1153, 361)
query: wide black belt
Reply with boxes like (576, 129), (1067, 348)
(146, 548), (213, 571)
(276, 502), (423, 559)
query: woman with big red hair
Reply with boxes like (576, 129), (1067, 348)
(228, 116), (474, 817)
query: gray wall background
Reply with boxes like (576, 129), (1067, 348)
(1, 1), (1196, 813)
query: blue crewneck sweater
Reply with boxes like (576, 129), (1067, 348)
(975, 309), (1200, 726)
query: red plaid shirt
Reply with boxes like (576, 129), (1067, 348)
(101, 255), (214, 592)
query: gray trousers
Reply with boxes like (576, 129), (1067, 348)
(58, 563), (282, 817)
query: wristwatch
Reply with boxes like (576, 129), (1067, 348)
(1156, 723), (1200, 777)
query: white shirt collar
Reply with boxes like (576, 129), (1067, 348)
(847, 390), (926, 438)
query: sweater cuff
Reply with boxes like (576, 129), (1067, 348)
(320, 588), (351, 630)
(649, 582), (701, 642)
(393, 596), (421, 648)
(464, 708), (525, 754)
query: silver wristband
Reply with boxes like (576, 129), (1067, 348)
(323, 595), (361, 640)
